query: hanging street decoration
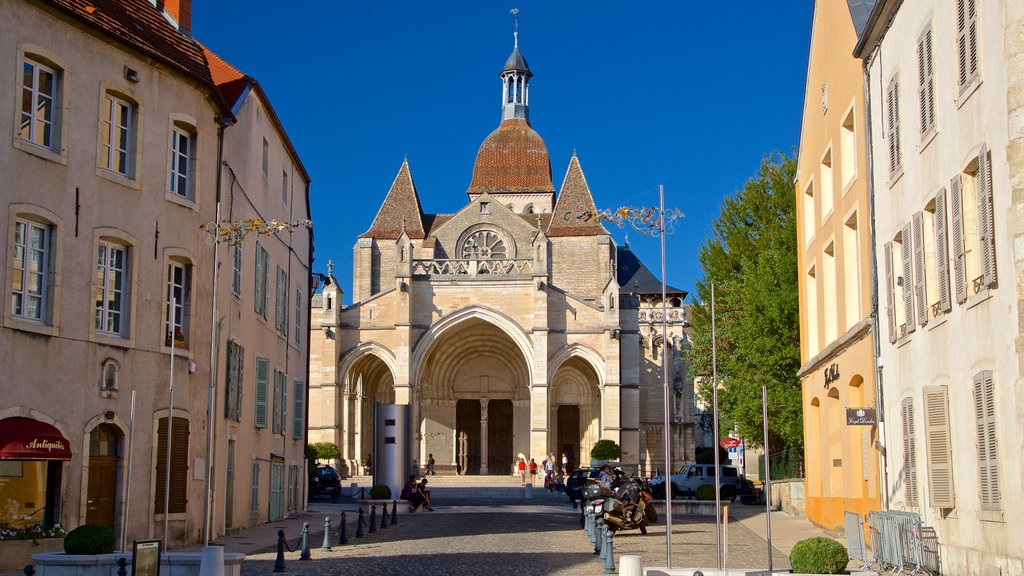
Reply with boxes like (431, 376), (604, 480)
(200, 218), (312, 246)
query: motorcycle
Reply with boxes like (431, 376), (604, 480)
(584, 473), (657, 535)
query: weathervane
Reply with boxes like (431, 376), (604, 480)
(510, 8), (519, 46)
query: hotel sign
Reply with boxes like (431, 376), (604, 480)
(846, 408), (877, 426)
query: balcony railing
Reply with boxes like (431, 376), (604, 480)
(638, 308), (687, 323)
(412, 258), (534, 277)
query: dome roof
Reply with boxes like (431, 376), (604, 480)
(503, 46), (531, 75)
(467, 118), (554, 195)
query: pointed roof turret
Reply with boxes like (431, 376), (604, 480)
(547, 154), (608, 237)
(362, 160), (426, 240)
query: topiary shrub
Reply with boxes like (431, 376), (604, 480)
(369, 484), (391, 499)
(590, 439), (622, 461)
(694, 484), (716, 500)
(789, 536), (849, 574)
(63, 524), (115, 555)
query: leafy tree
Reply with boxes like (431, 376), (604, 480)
(308, 442), (340, 463)
(590, 439), (622, 461)
(689, 152), (802, 453)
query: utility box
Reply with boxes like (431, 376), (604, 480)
(374, 404), (410, 500)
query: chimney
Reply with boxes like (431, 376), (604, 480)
(160, 0), (191, 36)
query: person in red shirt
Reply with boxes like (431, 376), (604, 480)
(517, 457), (527, 486)
(528, 458), (538, 486)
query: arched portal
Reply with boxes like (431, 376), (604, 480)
(550, 356), (602, 472)
(341, 352), (395, 474)
(417, 318), (531, 475)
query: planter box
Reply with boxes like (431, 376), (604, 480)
(0, 538), (64, 572)
(357, 499), (396, 516)
(31, 551), (245, 576)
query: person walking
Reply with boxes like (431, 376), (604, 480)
(561, 453), (569, 475)
(528, 458), (538, 486)
(426, 453), (436, 476)
(517, 457), (527, 486)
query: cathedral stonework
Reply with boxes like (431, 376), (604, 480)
(308, 37), (694, 476)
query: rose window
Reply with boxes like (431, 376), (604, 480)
(461, 230), (507, 260)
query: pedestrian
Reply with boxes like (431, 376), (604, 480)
(517, 457), (527, 486)
(427, 453), (436, 476)
(561, 452), (568, 475)
(417, 477), (435, 510)
(528, 458), (538, 485)
(401, 474), (425, 512)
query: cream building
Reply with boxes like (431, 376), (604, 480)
(308, 37), (694, 477)
(795, 0), (881, 534)
(0, 0), (310, 549)
(856, 0), (1022, 572)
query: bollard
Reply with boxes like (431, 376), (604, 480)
(116, 557), (128, 576)
(321, 517), (332, 551)
(618, 555), (643, 576)
(586, 511), (595, 544)
(524, 483), (533, 499)
(599, 522), (608, 562)
(273, 529), (286, 572)
(355, 509), (365, 538)
(22, 565), (35, 576)
(380, 503), (389, 529)
(594, 519), (603, 555)
(368, 505), (377, 533)
(199, 547), (224, 576)
(391, 500), (398, 525)
(603, 524), (615, 573)
(338, 512), (348, 545)
(299, 522), (311, 561)
(579, 503), (585, 527)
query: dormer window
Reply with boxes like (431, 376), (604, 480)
(480, 202), (490, 214)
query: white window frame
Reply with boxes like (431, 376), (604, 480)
(19, 58), (58, 151)
(165, 260), (191, 348)
(95, 240), (129, 336)
(169, 125), (193, 200)
(101, 92), (135, 177)
(10, 219), (50, 322)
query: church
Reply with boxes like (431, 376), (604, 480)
(308, 34), (695, 476)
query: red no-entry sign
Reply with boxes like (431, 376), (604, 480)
(720, 437), (742, 449)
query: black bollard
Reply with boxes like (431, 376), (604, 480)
(300, 522), (311, 561)
(355, 508), (365, 538)
(603, 523), (615, 573)
(579, 504), (585, 527)
(273, 529), (286, 572)
(23, 565), (35, 576)
(368, 505), (377, 533)
(339, 512), (348, 545)
(380, 503), (389, 529)
(321, 516), (332, 551)
(390, 500), (398, 525)
(116, 557), (128, 576)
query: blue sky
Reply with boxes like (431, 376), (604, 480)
(193, 2), (813, 303)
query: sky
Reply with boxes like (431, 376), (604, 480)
(193, 2), (813, 303)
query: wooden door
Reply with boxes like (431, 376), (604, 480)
(455, 400), (481, 475)
(558, 405), (580, 470)
(85, 456), (117, 531)
(487, 400), (513, 474)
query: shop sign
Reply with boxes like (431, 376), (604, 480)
(846, 408), (876, 425)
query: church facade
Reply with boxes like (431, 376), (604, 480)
(308, 38), (694, 476)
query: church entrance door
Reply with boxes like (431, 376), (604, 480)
(455, 400), (481, 475)
(558, 405), (580, 470)
(487, 400), (513, 474)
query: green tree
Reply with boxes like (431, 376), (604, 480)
(590, 439), (622, 461)
(307, 442), (340, 463)
(689, 152), (802, 453)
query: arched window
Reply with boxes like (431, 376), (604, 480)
(461, 230), (508, 260)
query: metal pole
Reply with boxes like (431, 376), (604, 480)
(120, 390), (136, 552)
(711, 283), (721, 569)
(164, 296), (176, 548)
(763, 385), (773, 572)
(202, 196), (223, 547)
(659, 184), (673, 569)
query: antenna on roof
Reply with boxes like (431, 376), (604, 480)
(510, 8), (519, 47)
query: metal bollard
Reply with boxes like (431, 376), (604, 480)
(299, 522), (311, 561)
(602, 524), (615, 573)
(368, 505), (377, 533)
(117, 557), (128, 576)
(321, 516), (332, 551)
(355, 509), (365, 538)
(380, 503), (389, 529)
(579, 503), (585, 527)
(594, 519), (603, 555)
(22, 566), (35, 576)
(391, 500), (398, 525)
(273, 529), (286, 572)
(586, 511), (595, 544)
(339, 512), (348, 545)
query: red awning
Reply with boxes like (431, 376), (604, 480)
(0, 417), (72, 461)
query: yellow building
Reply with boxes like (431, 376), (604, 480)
(795, 0), (881, 533)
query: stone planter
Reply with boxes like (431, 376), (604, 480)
(357, 499), (396, 516)
(0, 538), (64, 572)
(31, 551), (246, 576)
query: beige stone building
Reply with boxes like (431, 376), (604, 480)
(308, 37), (694, 477)
(795, 0), (881, 534)
(0, 0), (310, 549)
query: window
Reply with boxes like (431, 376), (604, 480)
(10, 219), (51, 322)
(272, 369), (285, 434)
(842, 213), (860, 329)
(956, 0), (980, 92)
(912, 211), (927, 327)
(840, 109), (856, 189)
(805, 265), (818, 356)
(820, 149), (833, 219)
(169, 124), (194, 200)
(224, 339), (244, 422)
(461, 229), (507, 259)
(884, 228), (914, 342)
(920, 205), (939, 322)
(294, 287), (301, 346)
(95, 241), (129, 336)
(165, 260), (191, 348)
(19, 57), (60, 151)
(100, 92), (136, 177)
(901, 398), (920, 507)
(250, 460), (260, 515)
(932, 189), (952, 314)
(950, 147), (996, 302)
(802, 182), (815, 245)
(281, 170), (288, 205)
(822, 242), (836, 342)
(293, 380), (304, 440)
(287, 464), (296, 511)
(232, 243), (243, 296)
(254, 356), (269, 428)
(275, 267), (289, 335)
(254, 242), (269, 319)
(973, 371), (1000, 510)
(479, 201), (490, 215)
(261, 138), (269, 178)
(155, 416), (189, 514)
(922, 386), (954, 508)
(917, 25), (936, 136)
(886, 76), (902, 180)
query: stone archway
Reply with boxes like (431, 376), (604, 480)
(549, 355), (602, 472)
(339, 349), (396, 475)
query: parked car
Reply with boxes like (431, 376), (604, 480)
(649, 463), (744, 502)
(310, 465), (342, 502)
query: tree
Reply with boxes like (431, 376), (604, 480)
(689, 152), (802, 453)
(590, 439), (622, 461)
(307, 442), (340, 463)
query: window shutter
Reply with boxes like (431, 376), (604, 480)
(293, 380), (304, 440)
(281, 371), (287, 434)
(886, 79), (900, 176)
(923, 386), (955, 508)
(225, 340), (238, 420)
(917, 29), (936, 135)
(272, 369), (282, 434)
(966, 0), (979, 81)
(282, 272), (289, 337)
(901, 398), (919, 507)
(977, 147), (997, 288)
(934, 189), (952, 312)
(884, 242), (896, 343)
(913, 212), (926, 324)
(950, 175), (968, 303)
(232, 244), (242, 296)
(924, 28), (935, 130)
(255, 357), (269, 428)
(974, 371), (1000, 510)
(155, 417), (189, 514)
(275, 266), (284, 330)
(254, 242), (264, 316)
(235, 344), (245, 421)
(250, 460), (260, 514)
(956, 0), (969, 89)
(901, 223), (915, 333)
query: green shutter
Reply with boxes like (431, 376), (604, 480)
(293, 380), (304, 440)
(255, 357), (269, 428)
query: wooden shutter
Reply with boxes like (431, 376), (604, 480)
(934, 189), (952, 312)
(913, 212), (926, 324)
(275, 266), (284, 330)
(956, 0), (969, 89)
(923, 386), (955, 508)
(250, 460), (260, 514)
(917, 27), (935, 135)
(966, 0), (979, 81)
(281, 272), (289, 337)
(977, 147), (997, 287)
(232, 244), (242, 296)
(225, 340), (237, 419)
(886, 78), (901, 177)
(155, 416), (189, 514)
(974, 371), (1000, 510)
(272, 369), (282, 433)
(293, 380), (304, 440)
(281, 370), (287, 434)
(884, 242), (896, 343)
(901, 223), (915, 333)
(950, 175), (967, 303)
(901, 398), (919, 507)
(254, 242), (264, 316)
(255, 356), (269, 428)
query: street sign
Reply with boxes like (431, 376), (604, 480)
(720, 437), (742, 449)
(846, 408), (877, 425)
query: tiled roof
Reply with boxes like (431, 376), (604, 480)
(362, 160), (426, 240)
(467, 118), (554, 196)
(503, 45), (531, 75)
(546, 155), (608, 237)
(616, 245), (686, 296)
(422, 214), (453, 237)
(202, 44), (248, 108)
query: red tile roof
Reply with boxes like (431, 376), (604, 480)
(362, 160), (426, 240)
(467, 118), (555, 196)
(547, 155), (608, 237)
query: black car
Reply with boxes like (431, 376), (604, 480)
(310, 465), (341, 502)
(566, 467), (602, 505)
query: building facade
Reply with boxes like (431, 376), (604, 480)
(308, 37), (694, 478)
(856, 0), (1022, 572)
(795, 0), (881, 533)
(0, 0), (310, 549)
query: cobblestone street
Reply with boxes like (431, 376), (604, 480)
(238, 503), (792, 576)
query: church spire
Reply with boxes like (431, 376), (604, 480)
(501, 16), (532, 122)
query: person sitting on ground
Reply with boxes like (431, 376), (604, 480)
(401, 474), (425, 512)
(417, 477), (434, 511)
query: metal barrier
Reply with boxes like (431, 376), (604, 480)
(844, 511), (868, 567)
(868, 510), (937, 575)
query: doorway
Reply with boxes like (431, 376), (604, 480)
(487, 400), (513, 474)
(557, 405), (580, 470)
(85, 425), (120, 531)
(455, 400), (481, 475)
